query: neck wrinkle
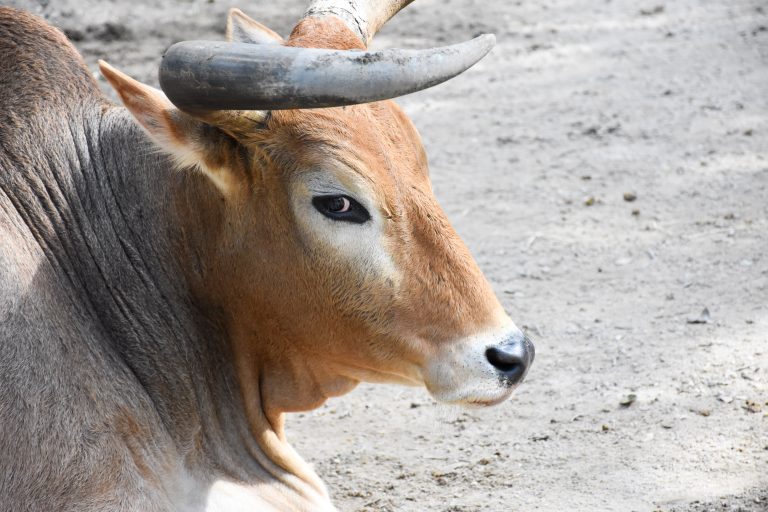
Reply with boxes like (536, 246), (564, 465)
(93, 107), (309, 506)
(229, 330), (331, 509)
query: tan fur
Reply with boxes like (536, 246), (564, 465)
(287, 17), (366, 50)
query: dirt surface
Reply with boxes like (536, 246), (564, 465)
(7, 0), (767, 510)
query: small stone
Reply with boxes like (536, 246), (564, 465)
(744, 400), (762, 413)
(639, 5), (664, 15)
(623, 192), (637, 202)
(620, 394), (637, 407)
(687, 307), (711, 324)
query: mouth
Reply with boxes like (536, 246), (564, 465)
(463, 395), (512, 407)
(438, 385), (517, 408)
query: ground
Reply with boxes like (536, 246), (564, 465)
(7, 0), (767, 510)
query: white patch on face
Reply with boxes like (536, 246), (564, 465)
(423, 320), (528, 406)
(289, 168), (400, 286)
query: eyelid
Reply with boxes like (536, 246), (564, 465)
(309, 186), (349, 196)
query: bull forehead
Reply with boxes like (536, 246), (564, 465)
(266, 102), (429, 199)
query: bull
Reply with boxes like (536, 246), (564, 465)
(0, 1), (534, 510)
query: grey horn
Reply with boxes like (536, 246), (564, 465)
(158, 35), (495, 112)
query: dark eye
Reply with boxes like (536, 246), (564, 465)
(312, 195), (370, 224)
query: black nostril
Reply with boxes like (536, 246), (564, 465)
(485, 347), (523, 373)
(485, 343), (530, 385)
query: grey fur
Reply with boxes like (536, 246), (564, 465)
(0, 8), (315, 511)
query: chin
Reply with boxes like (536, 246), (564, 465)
(428, 383), (516, 408)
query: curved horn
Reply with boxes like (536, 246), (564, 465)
(303, 0), (415, 45)
(158, 35), (495, 112)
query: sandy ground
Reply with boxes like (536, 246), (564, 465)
(6, 0), (767, 510)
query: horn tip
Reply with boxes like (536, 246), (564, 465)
(475, 33), (496, 51)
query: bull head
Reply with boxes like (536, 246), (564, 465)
(99, 0), (533, 498)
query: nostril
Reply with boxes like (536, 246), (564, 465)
(485, 343), (531, 386)
(485, 346), (524, 374)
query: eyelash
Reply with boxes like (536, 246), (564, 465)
(312, 195), (371, 224)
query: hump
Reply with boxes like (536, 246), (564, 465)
(0, 8), (102, 120)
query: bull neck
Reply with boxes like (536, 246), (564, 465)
(96, 106), (335, 510)
(1, 96), (334, 509)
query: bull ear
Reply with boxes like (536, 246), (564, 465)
(99, 60), (244, 193)
(226, 8), (283, 44)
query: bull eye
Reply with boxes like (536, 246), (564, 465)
(312, 195), (370, 224)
